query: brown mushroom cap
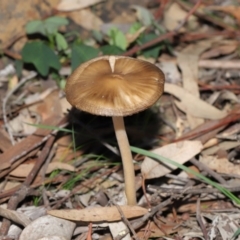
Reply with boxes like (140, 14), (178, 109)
(65, 55), (165, 116)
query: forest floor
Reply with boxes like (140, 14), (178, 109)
(1, 0), (240, 239)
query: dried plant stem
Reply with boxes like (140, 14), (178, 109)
(112, 116), (136, 205)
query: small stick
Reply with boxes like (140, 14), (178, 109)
(147, 184), (240, 195)
(190, 158), (228, 185)
(113, 202), (139, 240)
(86, 222), (92, 240)
(196, 198), (209, 240)
(198, 59), (240, 69)
(131, 197), (173, 230)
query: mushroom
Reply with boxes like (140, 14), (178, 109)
(65, 55), (165, 205)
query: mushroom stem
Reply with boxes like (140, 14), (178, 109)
(112, 116), (137, 205)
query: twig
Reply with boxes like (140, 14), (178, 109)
(196, 198), (209, 240)
(40, 144), (57, 208)
(199, 59), (240, 69)
(190, 158), (228, 185)
(86, 222), (92, 240)
(131, 197), (173, 230)
(174, 107), (240, 143)
(3, 49), (22, 60)
(25, 136), (56, 186)
(180, 30), (237, 42)
(154, 0), (168, 20)
(174, 0), (202, 31)
(147, 184), (240, 195)
(165, 173), (190, 183)
(142, 176), (151, 209)
(2, 71), (37, 145)
(112, 202), (139, 240)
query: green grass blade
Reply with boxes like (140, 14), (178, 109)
(25, 122), (74, 133)
(131, 146), (240, 204)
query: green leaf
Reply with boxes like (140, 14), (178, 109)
(55, 33), (68, 51)
(100, 45), (124, 55)
(71, 43), (99, 70)
(22, 41), (61, 76)
(15, 60), (23, 78)
(92, 30), (103, 42)
(25, 17), (69, 37)
(129, 22), (142, 34)
(139, 33), (163, 59)
(131, 5), (154, 26)
(25, 20), (45, 35)
(232, 228), (240, 240)
(44, 16), (69, 35)
(25, 123), (74, 133)
(108, 28), (127, 50)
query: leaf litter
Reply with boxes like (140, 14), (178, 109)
(1, 0), (240, 239)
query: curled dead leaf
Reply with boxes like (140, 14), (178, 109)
(141, 140), (203, 179)
(164, 83), (227, 119)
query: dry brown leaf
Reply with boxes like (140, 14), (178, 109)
(177, 40), (214, 96)
(177, 200), (221, 213)
(200, 155), (240, 174)
(10, 161), (75, 178)
(141, 140), (203, 179)
(200, 43), (238, 59)
(201, 141), (240, 155)
(156, 60), (181, 84)
(1, 181), (20, 191)
(203, 138), (219, 149)
(207, 5), (240, 22)
(126, 27), (146, 45)
(0, 0), (58, 50)
(68, 9), (103, 30)
(164, 83), (227, 119)
(31, 89), (63, 121)
(0, 207), (31, 227)
(137, 221), (178, 238)
(219, 90), (239, 103)
(10, 164), (33, 178)
(163, 2), (197, 32)
(45, 162), (76, 174)
(0, 129), (12, 152)
(177, 40), (216, 128)
(9, 109), (37, 135)
(57, 0), (104, 11)
(0, 115), (62, 170)
(48, 206), (148, 222)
